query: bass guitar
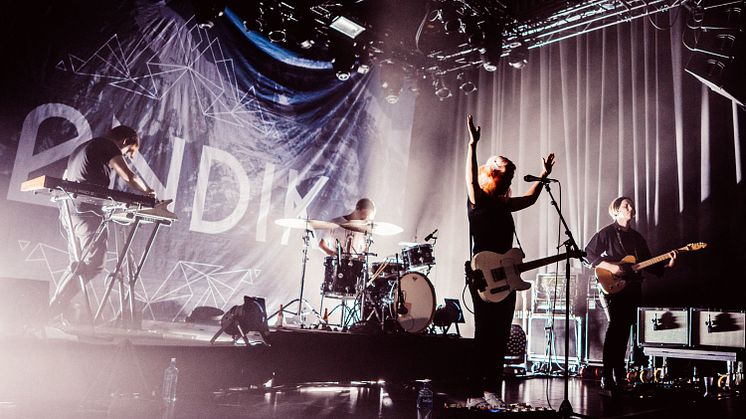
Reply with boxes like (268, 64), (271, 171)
(470, 248), (586, 303)
(595, 242), (707, 294)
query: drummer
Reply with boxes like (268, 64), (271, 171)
(319, 198), (376, 257)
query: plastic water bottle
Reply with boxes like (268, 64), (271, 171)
(416, 380), (433, 419)
(162, 358), (178, 403)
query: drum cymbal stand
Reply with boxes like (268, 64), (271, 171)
(358, 233), (387, 330)
(268, 222), (320, 327)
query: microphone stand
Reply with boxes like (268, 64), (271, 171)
(541, 181), (589, 419)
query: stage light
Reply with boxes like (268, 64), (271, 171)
(210, 296), (270, 345)
(332, 46), (357, 81)
(457, 72), (477, 95)
(433, 77), (452, 100)
(684, 0), (746, 106)
(508, 43), (529, 69)
(480, 24), (503, 72)
(438, 6), (466, 35)
(433, 298), (465, 334)
(330, 16), (366, 39)
(380, 61), (404, 104)
(263, 9), (287, 43)
(193, 0), (226, 29)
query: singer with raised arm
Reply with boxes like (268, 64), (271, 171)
(584, 196), (676, 397)
(49, 125), (155, 321)
(463, 114), (555, 410)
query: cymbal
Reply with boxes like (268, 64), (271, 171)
(274, 218), (339, 230)
(339, 220), (403, 236)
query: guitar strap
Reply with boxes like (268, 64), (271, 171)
(513, 216), (526, 258)
(615, 228), (638, 260)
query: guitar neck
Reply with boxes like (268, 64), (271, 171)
(633, 251), (675, 271)
(518, 253), (574, 272)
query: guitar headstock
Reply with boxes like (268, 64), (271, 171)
(680, 242), (707, 252)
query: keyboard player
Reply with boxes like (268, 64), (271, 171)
(49, 125), (155, 319)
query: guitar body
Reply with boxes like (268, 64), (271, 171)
(595, 255), (637, 294)
(471, 248), (532, 303)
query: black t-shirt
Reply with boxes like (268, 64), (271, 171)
(467, 196), (515, 254)
(65, 137), (120, 186)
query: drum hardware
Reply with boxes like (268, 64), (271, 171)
(271, 217), (337, 326)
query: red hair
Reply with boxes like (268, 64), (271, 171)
(478, 155), (515, 196)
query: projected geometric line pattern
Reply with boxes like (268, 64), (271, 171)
(56, 15), (280, 137)
(19, 240), (259, 323)
(142, 261), (259, 322)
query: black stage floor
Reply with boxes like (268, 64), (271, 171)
(0, 322), (743, 418)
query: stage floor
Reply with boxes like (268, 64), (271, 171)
(0, 322), (743, 418)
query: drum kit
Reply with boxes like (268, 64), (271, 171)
(274, 216), (438, 333)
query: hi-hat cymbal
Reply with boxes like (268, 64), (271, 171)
(274, 218), (339, 230)
(340, 220), (403, 236)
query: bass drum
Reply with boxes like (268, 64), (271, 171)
(391, 272), (436, 333)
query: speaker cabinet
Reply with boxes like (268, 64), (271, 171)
(584, 295), (609, 365)
(691, 308), (746, 349)
(637, 307), (690, 347)
(528, 314), (581, 363)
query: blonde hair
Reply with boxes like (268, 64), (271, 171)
(608, 196), (633, 218)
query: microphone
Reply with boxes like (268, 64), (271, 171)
(524, 174), (558, 183)
(397, 297), (408, 315)
(424, 229), (438, 242)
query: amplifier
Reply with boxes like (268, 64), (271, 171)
(532, 273), (578, 314)
(584, 294), (609, 365)
(528, 314), (581, 363)
(691, 308), (746, 349)
(637, 307), (690, 347)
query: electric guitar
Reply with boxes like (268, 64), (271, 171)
(595, 242), (707, 294)
(470, 248), (586, 303)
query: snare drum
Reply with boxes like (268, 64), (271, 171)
(401, 243), (435, 270)
(391, 272), (436, 333)
(322, 256), (364, 297)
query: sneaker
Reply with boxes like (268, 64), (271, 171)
(465, 397), (490, 410)
(483, 391), (506, 409)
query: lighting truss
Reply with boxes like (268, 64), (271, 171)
(508, 1), (690, 52)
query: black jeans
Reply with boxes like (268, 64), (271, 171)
(50, 201), (108, 312)
(467, 285), (516, 397)
(601, 282), (641, 383)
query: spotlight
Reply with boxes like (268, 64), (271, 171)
(380, 61), (404, 104)
(432, 298), (465, 334)
(457, 72), (477, 95)
(264, 9), (287, 43)
(480, 24), (503, 72)
(433, 77), (452, 100)
(209, 296), (270, 345)
(508, 43), (529, 69)
(332, 45), (357, 81)
(193, 0), (226, 29)
(438, 7), (466, 35)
